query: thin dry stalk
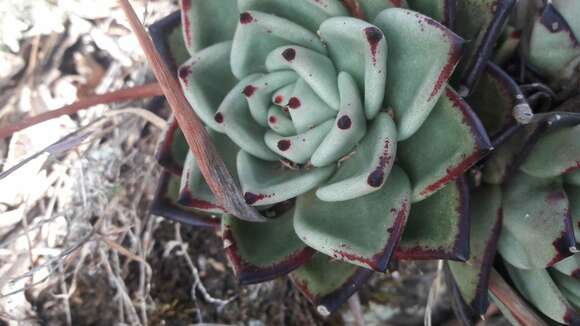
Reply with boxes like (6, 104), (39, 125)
(0, 83), (163, 140)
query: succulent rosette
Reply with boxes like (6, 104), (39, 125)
(151, 0), (494, 314)
(443, 2), (580, 324)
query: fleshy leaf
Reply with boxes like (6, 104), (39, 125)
(318, 17), (387, 119)
(498, 172), (576, 270)
(294, 166), (410, 272)
(150, 11), (190, 70)
(552, 254), (580, 280)
(216, 74), (279, 161)
(566, 170), (580, 187)
(567, 184), (580, 242)
(155, 117), (189, 175)
(454, 0), (516, 95)
(482, 126), (529, 185)
(374, 8), (464, 140)
(356, 0), (407, 21)
(178, 41), (237, 132)
(179, 0), (239, 54)
(395, 177), (470, 261)
(266, 45), (339, 109)
(505, 262), (579, 324)
(520, 125), (580, 178)
(221, 208), (315, 284)
(244, 71), (298, 126)
(311, 72), (367, 167)
(264, 120), (334, 164)
(466, 63), (519, 136)
(443, 263), (479, 324)
(316, 113), (397, 202)
(177, 130), (239, 214)
(285, 79), (336, 133)
(238, 0), (348, 33)
(290, 253), (374, 316)
(267, 105), (296, 136)
(528, 2), (580, 83)
(230, 11), (326, 78)
(407, 0), (455, 27)
(551, 270), (580, 310)
(448, 185), (502, 316)
(237, 151), (335, 206)
(398, 87), (492, 202)
(151, 171), (221, 228)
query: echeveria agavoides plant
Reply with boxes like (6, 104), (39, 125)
(149, 0), (580, 321)
(151, 0), (493, 314)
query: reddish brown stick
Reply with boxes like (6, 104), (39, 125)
(118, 0), (264, 222)
(0, 83), (164, 140)
(488, 269), (547, 326)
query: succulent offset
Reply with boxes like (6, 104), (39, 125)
(149, 0), (580, 322)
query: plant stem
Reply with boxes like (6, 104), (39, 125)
(0, 83), (163, 140)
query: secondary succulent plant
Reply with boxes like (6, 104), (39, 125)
(445, 1), (580, 324)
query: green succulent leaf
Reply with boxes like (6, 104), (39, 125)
(151, 171), (221, 228)
(374, 8), (464, 140)
(150, 12), (190, 68)
(407, 0), (454, 26)
(396, 177), (470, 261)
(178, 41), (237, 133)
(318, 17), (387, 119)
(315, 112), (397, 202)
(265, 120), (334, 164)
(448, 185), (502, 316)
(482, 127), (529, 185)
(216, 74), (279, 161)
(221, 208), (314, 284)
(498, 172), (576, 270)
(230, 10), (326, 78)
(528, 1), (580, 84)
(551, 270), (580, 310)
(454, 0), (516, 94)
(265, 45), (339, 109)
(505, 262), (579, 324)
(398, 87), (492, 202)
(567, 184), (580, 242)
(179, 0), (239, 54)
(155, 118), (189, 175)
(294, 166), (410, 272)
(238, 0), (347, 33)
(357, 0), (407, 21)
(244, 71), (299, 127)
(566, 170), (580, 187)
(466, 63), (518, 136)
(311, 72), (367, 167)
(178, 130), (240, 213)
(520, 125), (580, 178)
(493, 25), (522, 66)
(552, 254), (580, 280)
(236, 151), (335, 206)
(290, 253), (374, 316)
